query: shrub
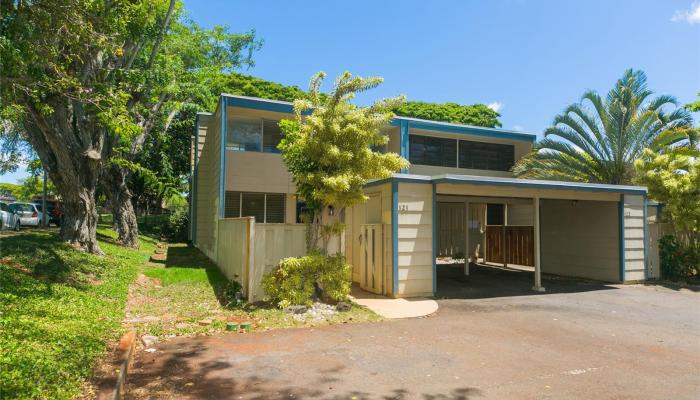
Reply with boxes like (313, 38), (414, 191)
(659, 235), (700, 281)
(160, 207), (189, 242)
(262, 253), (351, 308)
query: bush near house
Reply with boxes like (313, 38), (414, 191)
(0, 229), (156, 400)
(262, 253), (351, 308)
(658, 235), (700, 281)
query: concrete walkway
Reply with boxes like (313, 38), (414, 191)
(349, 285), (438, 318)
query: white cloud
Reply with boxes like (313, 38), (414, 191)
(487, 102), (503, 112)
(671, 2), (700, 24)
(512, 125), (524, 131)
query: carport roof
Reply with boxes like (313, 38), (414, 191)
(365, 173), (648, 195)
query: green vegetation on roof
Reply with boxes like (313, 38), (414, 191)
(393, 101), (502, 128)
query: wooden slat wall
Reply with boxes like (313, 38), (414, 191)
(505, 226), (534, 266)
(485, 225), (534, 267)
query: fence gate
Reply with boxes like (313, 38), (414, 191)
(359, 224), (384, 294)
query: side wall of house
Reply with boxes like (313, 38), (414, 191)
(623, 194), (646, 281)
(195, 111), (221, 260)
(540, 199), (620, 282)
(396, 182), (434, 297)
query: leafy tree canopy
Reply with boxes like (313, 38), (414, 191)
(393, 101), (501, 128)
(279, 71), (408, 252)
(513, 69), (692, 184)
(634, 127), (699, 247)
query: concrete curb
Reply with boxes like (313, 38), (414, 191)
(96, 330), (136, 400)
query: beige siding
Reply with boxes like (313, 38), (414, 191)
(623, 194), (646, 281)
(195, 110), (221, 260)
(396, 182), (434, 297)
(387, 127), (401, 155)
(507, 203), (533, 225)
(540, 199), (620, 282)
(225, 151), (295, 194)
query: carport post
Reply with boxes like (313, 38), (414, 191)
(503, 202), (508, 268)
(464, 201), (470, 276)
(532, 196), (545, 292)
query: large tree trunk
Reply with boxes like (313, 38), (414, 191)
(102, 164), (139, 248)
(24, 98), (105, 255)
(60, 188), (102, 254)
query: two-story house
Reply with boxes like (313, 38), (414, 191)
(191, 94), (651, 298)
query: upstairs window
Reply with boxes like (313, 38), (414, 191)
(228, 117), (262, 152)
(224, 191), (286, 223)
(227, 117), (283, 153)
(409, 135), (457, 167)
(262, 119), (282, 153)
(459, 140), (514, 171)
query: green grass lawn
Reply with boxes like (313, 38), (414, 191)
(0, 229), (157, 400)
(130, 243), (382, 338)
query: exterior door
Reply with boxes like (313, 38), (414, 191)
(359, 224), (384, 294)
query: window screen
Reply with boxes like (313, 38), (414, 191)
(225, 191), (285, 223)
(409, 135), (457, 167)
(458, 140), (514, 171)
(227, 117), (262, 152)
(224, 191), (241, 218)
(262, 119), (282, 153)
(241, 193), (265, 222)
(265, 193), (286, 223)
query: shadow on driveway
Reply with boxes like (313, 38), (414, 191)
(126, 333), (482, 400)
(436, 263), (618, 299)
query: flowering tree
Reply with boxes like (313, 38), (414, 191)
(263, 71), (408, 306)
(279, 71), (409, 253)
(635, 128), (699, 247)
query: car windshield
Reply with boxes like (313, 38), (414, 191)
(34, 203), (54, 212)
(11, 203), (34, 212)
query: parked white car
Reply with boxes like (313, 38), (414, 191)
(9, 202), (42, 227)
(0, 202), (21, 231)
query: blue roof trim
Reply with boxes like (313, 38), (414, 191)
(219, 94), (536, 142)
(619, 195), (625, 282)
(366, 173), (647, 194)
(224, 94), (296, 114)
(219, 98), (227, 218)
(392, 116), (536, 142)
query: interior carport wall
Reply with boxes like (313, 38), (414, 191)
(351, 175), (648, 298)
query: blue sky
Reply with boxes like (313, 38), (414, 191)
(2, 0), (698, 184)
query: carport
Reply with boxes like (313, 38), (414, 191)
(350, 174), (648, 298)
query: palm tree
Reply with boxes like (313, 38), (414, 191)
(513, 69), (693, 184)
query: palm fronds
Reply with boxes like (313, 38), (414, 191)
(514, 69), (693, 184)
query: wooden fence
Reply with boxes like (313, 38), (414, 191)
(485, 225), (534, 267)
(216, 218), (306, 301)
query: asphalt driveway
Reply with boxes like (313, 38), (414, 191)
(126, 280), (700, 400)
